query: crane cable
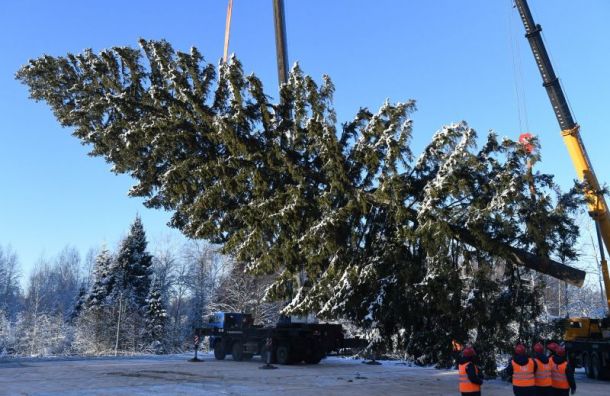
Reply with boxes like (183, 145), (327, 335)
(509, 1), (537, 199)
(223, 0), (234, 63)
(508, 0), (530, 134)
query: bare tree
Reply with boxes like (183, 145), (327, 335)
(151, 235), (179, 305)
(82, 247), (99, 289)
(210, 260), (282, 326)
(167, 257), (190, 347)
(21, 257), (50, 356)
(182, 242), (226, 331)
(0, 308), (13, 354)
(0, 245), (22, 319)
(53, 246), (82, 319)
(541, 214), (608, 319)
(12, 248), (83, 356)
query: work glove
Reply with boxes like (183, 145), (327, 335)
(571, 386), (576, 394)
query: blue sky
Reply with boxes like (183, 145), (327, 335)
(1, 1), (609, 280)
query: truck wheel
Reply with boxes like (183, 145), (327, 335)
(214, 342), (226, 360)
(583, 353), (593, 378)
(592, 353), (604, 380)
(305, 353), (323, 364)
(232, 341), (244, 361)
(305, 342), (324, 364)
(276, 345), (291, 365)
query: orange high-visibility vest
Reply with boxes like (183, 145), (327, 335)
(534, 358), (552, 387)
(512, 359), (535, 387)
(551, 361), (569, 390)
(458, 362), (481, 393)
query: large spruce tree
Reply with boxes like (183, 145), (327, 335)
(17, 40), (582, 372)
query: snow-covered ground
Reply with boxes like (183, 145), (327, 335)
(0, 353), (607, 395)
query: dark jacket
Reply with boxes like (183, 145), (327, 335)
(458, 356), (484, 385)
(551, 355), (576, 392)
(533, 352), (549, 365)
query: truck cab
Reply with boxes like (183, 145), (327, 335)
(206, 312), (254, 354)
(207, 312), (253, 330)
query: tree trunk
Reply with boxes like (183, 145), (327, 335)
(448, 224), (586, 287)
(114, 293), (123, 356)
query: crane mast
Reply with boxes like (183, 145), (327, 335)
(273, 0), (289, 86)
(514, 0), (610, 312)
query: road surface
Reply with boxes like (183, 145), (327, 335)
(0, 353), (607, 395)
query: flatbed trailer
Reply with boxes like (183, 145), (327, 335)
(195, 312), (364, 365)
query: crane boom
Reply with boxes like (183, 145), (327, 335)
(514, 0), (610, 312)
(514, 0), (574, 131)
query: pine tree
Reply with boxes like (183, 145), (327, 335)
(76, 247), (117, 353)
(0, 245), (22, 320)
(69, 284), (87, 321)
(114, 216), (153, 309)
(16, 40), (583, 371)
(145, 278), (167, 350)
(86, 247), (114, 308)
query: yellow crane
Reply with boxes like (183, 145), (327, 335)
(515, 0), (610, 380)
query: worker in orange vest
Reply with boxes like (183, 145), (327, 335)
(504, 343), (536, 396)
(532, 342), (552, 396)
(458, 347), (483, 396)
(551, 347), (576, 395)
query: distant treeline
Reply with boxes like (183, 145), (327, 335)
(0, 216), (280, 357)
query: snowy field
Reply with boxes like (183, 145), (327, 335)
(0, 353), (607, 395)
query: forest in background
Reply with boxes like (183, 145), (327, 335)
(0, 216), (280, 357)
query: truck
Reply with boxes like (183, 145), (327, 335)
(196, 312), (364, 365)
(515, 0), (610, 380)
